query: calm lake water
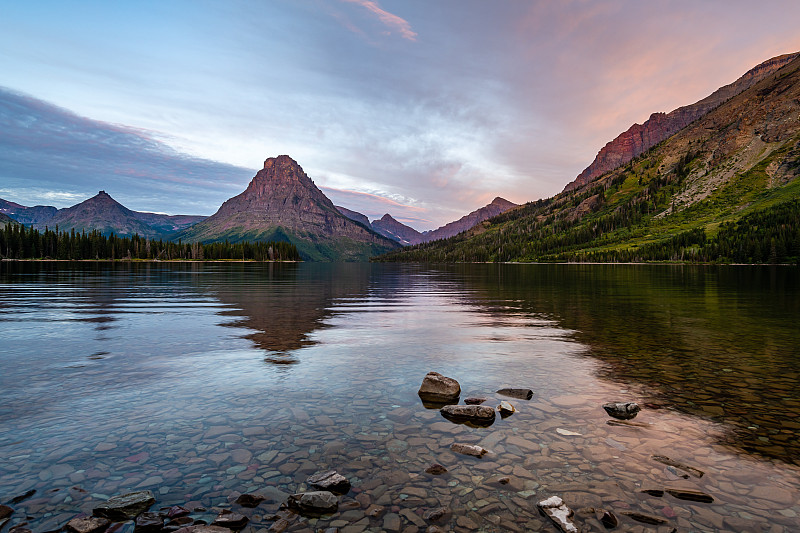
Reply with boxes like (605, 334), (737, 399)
(1, 262), (798, 532)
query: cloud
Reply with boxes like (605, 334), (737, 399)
(340, 0), (417, 41)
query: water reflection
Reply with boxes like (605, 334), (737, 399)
(445, 264), (800, 466)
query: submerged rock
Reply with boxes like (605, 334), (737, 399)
(440, 405), (495, 426)
(9, 491), (35, 505)
(464, 397), (487, 405)
(450, 443), (488, 458)
(306, 470), (351, 494)
(234, 493), (265, 508)
(0, 506), (12, 520)
(602, 402), (641, 420)
(93, 491), (156, 521)
(211, 510), (248, 529)
(651, 455), (705, 478)
(496, 388), (533, 400)
(600, 510), (618, 529)
(173, 527), (231, 533)
(286, 491), (338, 515)
(424, 463), (448, 475)
(537, 496), (578, 533)
(423, 507), (451, 523)
(418, 372), (461, 404)
(66, 517), (111, 533)
(621, 511), (667, 525)
(666, 488), (714, 503)
(134, 512), (164, 532)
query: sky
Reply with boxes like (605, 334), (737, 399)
(1, 1), (799, 230)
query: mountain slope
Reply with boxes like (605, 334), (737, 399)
(564, 52), (799, 192)
(0, 212), (16, 226)
(376, 53), (800, 264)
(336, 206), (371, 228)
(422, 197), (517, 242)
(1, 199), (58, 225)
(176, 155), (399, 261)
(371, 214), (424, 245)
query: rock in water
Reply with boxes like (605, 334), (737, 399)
(620, 511), (667, 525)
(134, 512), (164, 532)
(537, 496), (578, 533)
(0, 506), (12, 520)
(287, 491), (338, 515)
(497, 401), (516, 416)
(666, 488), (714, 503)
(425, 463), (448, 475)
(651, 455), (705, 478)
(450, 443), (488, 458)
(418, 372), (461, 404)
(93, 491), (156, 521)
(306, 470), (351, 494)
(440, 404), (496, 426)
(600, 510), (618, 529)
(66, 517), (111, 533)
(173, 527), (231, 533)
(496, 388), (533, 400)
(211, 510), (249, 529)
(464, 397), (487, 405)
(602, 402), (641, 420)
(235, 493), (265, 508)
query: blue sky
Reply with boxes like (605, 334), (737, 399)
(1, 1), (799, 229)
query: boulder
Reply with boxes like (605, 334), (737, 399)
(66, 517), (111, 533)
(93, 491), (156, 521)
(286, 491), (338, 515)
(306, 470), (351, 494)
(211, 510), (248, 529)
(235, 493), (265, 508)
(134, 512), (164, 532)
(450, 443), (487, 458)
(602, 402), (640, 420)
(496, 388), (533, 400)
(166, 506), (191, 518)
(440, 405), (495, 427)
(0, 506), (12, 520)
(418, 372), (460, 404)
(537, 496), (578, 533)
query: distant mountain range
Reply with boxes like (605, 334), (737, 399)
(378, 51), (800, 263)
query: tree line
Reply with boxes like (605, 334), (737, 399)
(0, 224), (301, 261)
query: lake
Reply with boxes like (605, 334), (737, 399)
(1, 262), (798, 532)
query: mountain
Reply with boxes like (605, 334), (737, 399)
(0, 199), (58, 225)
(376, 52), (800, 264)
(130, 212), (207, 235)
(371, 213), (424, 245)
(39, 191), (160, 237)
(336, 206), (371, 228)
(564, 52), (800, 192)
(0, 212), (16, 226)
(421, 197), (517, 242)
(175, 155), (399, 261)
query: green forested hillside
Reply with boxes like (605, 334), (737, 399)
(375, 56), (800, 264)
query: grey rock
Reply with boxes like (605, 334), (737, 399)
(602, 402), (640, 420)
(418, 372), (460, 404)
(450, 443), (487, 458)
(287, 491), (338, 515)
(496, 388), (533, 400)
(66, 517), (111, 533)
(211, 510), (248, 529)
(537, 496), (578, 533)
(440, 405), (495, 426)
(134, 512), (164, 532)
(306, 470), (351, 494)
(93, 491), (156, 521)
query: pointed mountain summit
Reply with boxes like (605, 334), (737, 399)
(371, 213), (424, 245)
(40, 191), (158, 237)
(176, 155), (398, 261)
(422, 197), (517, 242)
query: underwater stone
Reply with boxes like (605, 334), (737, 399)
(537, 496), (578, 533)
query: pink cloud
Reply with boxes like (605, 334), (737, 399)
(341, 0), (417, 41)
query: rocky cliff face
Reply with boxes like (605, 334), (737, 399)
(176, 155), (398, 261)
(422, 197), (517, 242)
(336, 206), (371, 228)
(564, 52), (800, 192)
(371, 213), (424, 245)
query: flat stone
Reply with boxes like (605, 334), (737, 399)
(287, 491), (338, 515)
(602, 402), (640, 420)
(307, 470), (351, 494)
(424, 464), (447, 475)
(93, 491), (156, 521)
(440, 405), (495, 426)
(235, 493), (265, 508)
(651, 455), (704, 478)
(231, 449), (252, 464)
(451, 443), (487, 458)
(666, 488), (714, 503)
(537, 496), (578, 533)
(620, 511), (667, 525)
(212, 510), (249, 529)
(365, 504), (385, 518)
(464, 397), (487, 405)
(383, 513), (401, 532)
(134, 512), (164, 532)
(66, 516), (111, 533)
(496, 388), (533, 400)
(422, 507), (450, 523)
(418, 372), (460, 404)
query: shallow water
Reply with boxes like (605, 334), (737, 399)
(0, 262), (798, 532)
